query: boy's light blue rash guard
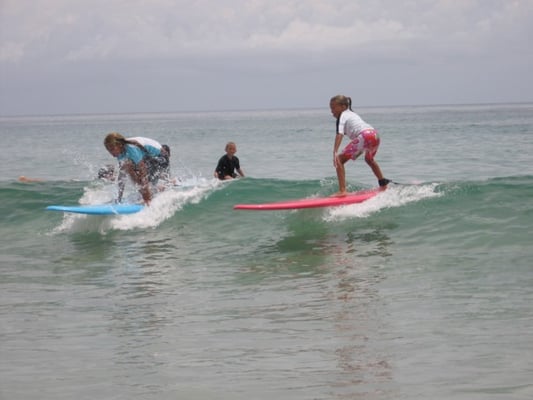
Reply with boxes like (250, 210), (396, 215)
(118, 144), (161, 165)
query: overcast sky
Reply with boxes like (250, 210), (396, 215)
(1, 0), (532, 116)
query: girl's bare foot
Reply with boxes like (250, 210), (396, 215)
(331, 191), (347, 197)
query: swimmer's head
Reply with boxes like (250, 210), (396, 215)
(97, 165), (115, 180)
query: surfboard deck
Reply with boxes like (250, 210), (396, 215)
(46, 204), (144, 215)
(234, 187), (385, 210)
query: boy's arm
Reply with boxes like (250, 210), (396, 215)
(117, 166), (127, 203)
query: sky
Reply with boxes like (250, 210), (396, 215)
(1, 0), (532, 116)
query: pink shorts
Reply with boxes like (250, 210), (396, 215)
(342, 129), (380, 161)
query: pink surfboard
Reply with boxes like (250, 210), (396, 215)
(234, 187), (385, 211)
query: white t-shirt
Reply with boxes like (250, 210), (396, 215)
(128, 137), (162, 151)
(337, 110), (373, 140)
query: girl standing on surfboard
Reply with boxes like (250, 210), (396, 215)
(330, 95), (390, 197)
(104, 133), (169, 205)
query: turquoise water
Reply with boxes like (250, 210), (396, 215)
(1, 104), (532, 399)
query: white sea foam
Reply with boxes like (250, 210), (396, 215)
(52, 176), (223, 233)
(324, 183), (441, 222)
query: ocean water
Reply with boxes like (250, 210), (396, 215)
(1, 104), (532, 399)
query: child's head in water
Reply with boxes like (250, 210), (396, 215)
(225, 141), (237, 157)
(97, 165), (116, 181)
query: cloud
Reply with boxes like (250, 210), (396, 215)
(1, 0), (532, 114)
(4, 0), (530, 63)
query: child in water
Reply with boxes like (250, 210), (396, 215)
(214, 142), (245, 180)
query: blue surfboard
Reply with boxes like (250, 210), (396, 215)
(46, 204), (144, 215)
